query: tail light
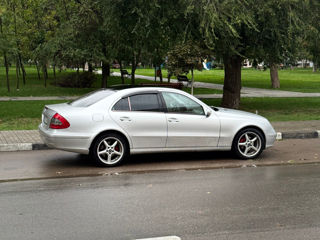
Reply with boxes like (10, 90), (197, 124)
(50, 113), (70, 129)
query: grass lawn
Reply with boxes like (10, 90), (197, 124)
(0, 66), (222, 97)
(1, 97), (320, 130)
(130, 68), (320, 93)
(202, 98), (320, 122)
(0, 100), (65, 130)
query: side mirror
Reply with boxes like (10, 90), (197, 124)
(206, 111), (212, 118)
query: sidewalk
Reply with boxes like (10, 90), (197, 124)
(0, 121), (319, 152)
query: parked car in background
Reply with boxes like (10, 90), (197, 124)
(39, 87), (277, 167)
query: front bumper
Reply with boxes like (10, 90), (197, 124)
(39, 124), (90, 154)
(265, 132), (277, 148)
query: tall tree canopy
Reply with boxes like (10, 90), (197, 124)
(200, 0), (306, 108)
(0, 0), (318, 109)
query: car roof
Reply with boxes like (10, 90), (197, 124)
(109, 84), (180, 92)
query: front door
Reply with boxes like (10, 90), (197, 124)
(161, 92), (220, 148)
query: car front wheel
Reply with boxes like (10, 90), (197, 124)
(232, 128), (265, 160)
(91, 133), (128, 167)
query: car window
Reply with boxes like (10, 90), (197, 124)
(129, 94), (160, 112)
(112, 97), (130, 111)
(69, 89), (115, 107)
(162, 92), (204, 115)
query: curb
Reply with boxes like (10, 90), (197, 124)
(0, 143), (50, 152)
(0, 131), (319, 152)
(276, 130), (320, 140)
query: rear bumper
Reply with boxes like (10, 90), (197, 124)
(39, 124), (90, 154)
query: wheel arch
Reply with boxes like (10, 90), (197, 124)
(232, 125), (266, 149)
(89, 129), (131, 153)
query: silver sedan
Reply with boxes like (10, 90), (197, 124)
(39, 87), (276, 167)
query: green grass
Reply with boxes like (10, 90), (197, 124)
(1, 97), (320, 130)
(202, 98), (320, 122)
(0, 66), (222, 97)
(130, 68), (320, 93)
(0, 100), (65, 130)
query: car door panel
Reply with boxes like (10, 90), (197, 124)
(110, 93), (167, 149)
(166, 113), (220, 148)
(161, 91), (220, 148)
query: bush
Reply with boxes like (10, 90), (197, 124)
(56, 72), (97, 88)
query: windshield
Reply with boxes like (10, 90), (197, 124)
(69, 89), (115, 107)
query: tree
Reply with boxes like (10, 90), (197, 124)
(200, 0), (256, 108)
(200, 0), (305, 108)
(167, 41), (207, 95)
(0, 12), (10, 92)
(304, 0), (320, 72)
(253, 0), (305, 88)
(56, 0), (115, 88)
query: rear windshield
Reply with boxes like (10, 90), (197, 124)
(69, 89), (115, 107)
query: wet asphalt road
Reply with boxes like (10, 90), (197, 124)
(2, 164), (320, 240)
(0, 138), (320, 181)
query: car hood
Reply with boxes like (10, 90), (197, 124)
(213, 107), (265, 120)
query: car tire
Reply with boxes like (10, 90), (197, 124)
(90, 133), (129, 167)
(232, 128), (265, 160)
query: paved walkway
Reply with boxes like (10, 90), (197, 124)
(0, 96), (78, 101)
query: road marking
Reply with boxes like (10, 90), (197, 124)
(135, 236), (181, 240)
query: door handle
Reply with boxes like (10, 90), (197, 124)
(120, 116), (132, 122)
(168, 117), (179, 123)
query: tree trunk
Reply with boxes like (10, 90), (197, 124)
(159, 65), (163, 83)
(168, 72), (171, 83)
(36, 62), (41, 80)
(53, 64), (56, 85)
(313, 64), (317, 72)
(221, 56), (242, 109)
(101, 61), (108, 88)
(131, 55), (137, 85)
(191, 68), (194, 95)
(4, 52), (10, 92)
(88, 63), (93, 73)
(106, 63), (110, 77)
(18, 53), (26, 85)
(270, 63), (280, 88)
(53, 64), (56, 78)
(119, 60), (125, 84)
(45, 64), (48, 80)
(154, 66), (157, 82)
(16, 58), (20, 90)
(43, 64), (48, 88)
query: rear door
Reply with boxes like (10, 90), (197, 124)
(161, 91), (220, 148)
(110, 92), (167, 149)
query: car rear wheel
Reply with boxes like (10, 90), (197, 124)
(232, 128), (265, 160)
(91, 133), (128, 167)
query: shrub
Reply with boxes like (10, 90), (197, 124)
(56, 72), (97, 88)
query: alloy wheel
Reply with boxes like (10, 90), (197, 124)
(237, 131), (262, 158)
(97, 137), (124, 165)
